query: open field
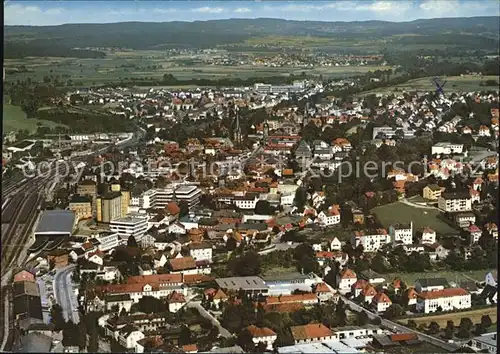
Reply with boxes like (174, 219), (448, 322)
(381, 270), (490, 286)
(358, 75), (499, 96)
(399, 306), (497, 327)
(4, 50), (391, 85)
(372, 202), (458, 235)
(3, 102), (66, 134)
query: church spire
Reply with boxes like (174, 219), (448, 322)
(233, 107), (242, 146)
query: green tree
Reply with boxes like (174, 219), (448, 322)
(50, 304), (66, 331)
(428, 321), (440, 334)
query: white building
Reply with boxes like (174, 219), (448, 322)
(438, 192), (472, 212)
(431, 142), (464, 156)
(372, 292), (392, 313)
(317, 206), (341, 226)
(94, 231), (121, 251)
(188, 242), (213, 262)
(416, 288), (471, 314)
(234, 194), (259, 209)
(337, 268), (357, 294)
(118, 327), (144, 349)
(351, 229), (390, 252)
(174, 185), (202, 208)
(110, 217), (149, 243)
(246, 325), (277, 351)
(468, 332), (497, 354)
(421, 228), (436, 244)
(389, 223), (413, 245)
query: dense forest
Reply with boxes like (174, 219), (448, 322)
(4, 42), (106, 59)
(5, 16), (499, 56)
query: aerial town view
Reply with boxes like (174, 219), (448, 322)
(1, 0), (499, 353)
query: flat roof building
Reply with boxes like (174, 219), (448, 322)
(34, 210), (75, 237)
(215, 276), (268, 295)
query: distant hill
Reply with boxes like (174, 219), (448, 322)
(5, 17), (499, 56)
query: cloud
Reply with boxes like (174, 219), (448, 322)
(192, 7), (225, 14)
(4, 4), (66, 25)
(152, 8), (177, 14)
(356, 1), (411, 13)
(234, 8), (251, 14)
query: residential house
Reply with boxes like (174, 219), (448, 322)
(416, 288), (471, 314)
(352, 229), (390, 252)
(421, 227), (436, 244)
(438, 192), (472, 212)
(389, 223), (413, 245)
(118, 325), (145, 349)
(337, 268), (357, 294)
(467, 224), (482, 245)
(244, 325), (277, 350)
(422, 184), (443, 200)
(316, 205), (341, 226)
(290, 323), (335, 344)
(372, 292), (392, 313)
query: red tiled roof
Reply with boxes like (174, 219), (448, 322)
(127, 274), (182, 285)
(390, 333), (417, 342)
(372, 292), (392, 304)
(167, 202), (180, 215)
(246, 325), (276, 338)
(417, 288), (469, 300)
(290, 324), (333, 341)
(167, 291), (186, 303)
(266, 293), (317, 305)
(169, 257), (197, 271)
(340, 268), (357, 279)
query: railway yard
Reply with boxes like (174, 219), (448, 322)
(0, 131), (141, 351)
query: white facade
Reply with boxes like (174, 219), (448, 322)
(389, 223), (413, 245)
(352, 232), (390, 252)
(317, 211), (341, 226)
(94, 232), (120, 251)
(234, 196), (259, 209)
(253, 334), (277, 351)
(416, 289), (471, 314)
(431, 142), (464, 155)
(421, 230), (436, 244)
(119, 330), (145, 349)
(110, 217), (149, 243)
(438, 194), (472, 212)
(189, 245), (213, 262)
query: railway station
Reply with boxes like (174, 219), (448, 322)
(34, 210), (75, 239)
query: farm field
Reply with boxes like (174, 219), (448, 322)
(4, 50), (391, 85)
(372, 202), (458, 235)
(358, 75), (499, 96)
(381, 269), (491, 286)
(3, 102), (66, 134)
(398, 306), (497, 327)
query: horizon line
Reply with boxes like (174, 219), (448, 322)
(6, 15), (500, 27)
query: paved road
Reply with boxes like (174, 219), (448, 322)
(53, 265), (79, 323)
(186, 301), (231, 338)
(0, 292), (11, 351)
(341, 296), (460, 352)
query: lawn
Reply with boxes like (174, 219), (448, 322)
(3, 102), (65, 134)
(381, 270), (490, 286)
(4, 49), (392, 86)
(358, 75), (499, 96)
(398, 307), (497, 327)
(372, 202), (458, 235)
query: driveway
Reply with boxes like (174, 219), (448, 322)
(186, 301), (231, 338)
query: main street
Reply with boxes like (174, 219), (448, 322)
(53, 265), (79, 323)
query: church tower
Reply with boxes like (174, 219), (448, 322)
(263, 122), (269, 140)
(233, 107), (242, 146)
